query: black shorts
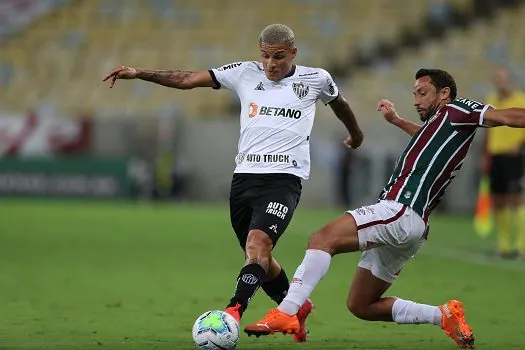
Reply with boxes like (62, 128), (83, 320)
(229, 173), (302, 249)
(489, 155), (524, 195)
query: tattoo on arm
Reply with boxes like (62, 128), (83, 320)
(136, 69), (194, 89)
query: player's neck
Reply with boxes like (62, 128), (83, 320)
(282, 65), (296, 79)
(436, 100), (450, 113)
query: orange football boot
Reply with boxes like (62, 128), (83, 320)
(225, 303), (241, 324)
(244, 308), (300, 337)
(439, 300), (475, 349)
(293, 299), (314, 343)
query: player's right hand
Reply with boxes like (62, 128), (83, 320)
(377, 99), (399, 123)
(343, 135), (361, 149)
(102, 66), (138, 88)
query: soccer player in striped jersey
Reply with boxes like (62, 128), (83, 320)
(245, 68), (525, 348)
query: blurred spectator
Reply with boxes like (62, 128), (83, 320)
(486, 40), (509, 66)
(152, 149), (188, 200)
(483, 67), (525, 258)
(427, 0), (452, 26)
(425, 0), (452, 37)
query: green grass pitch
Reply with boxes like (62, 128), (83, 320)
(1, 199), (524, 349)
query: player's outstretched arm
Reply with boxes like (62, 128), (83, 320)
(377, 99), (421, 136)
(102, 66), (216, 89)
(329, 95), (364, 149)
(483, 107), (525, 128)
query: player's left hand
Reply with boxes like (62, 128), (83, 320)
(377, 98), (399, 123)
(343, 136), (362, 149)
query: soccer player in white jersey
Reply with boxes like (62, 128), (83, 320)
(102, 24), (363, 342)
(244, 69), (525, 349)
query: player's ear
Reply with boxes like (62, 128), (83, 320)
(291, 47), (297, 59)
(440, 87), (451, 101)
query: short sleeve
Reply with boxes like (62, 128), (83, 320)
(208, 62), (246, 91)
(447, 98), (493, 128)
(319, 69), (339, 105)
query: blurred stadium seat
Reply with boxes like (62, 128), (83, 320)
(0, 0), (484, 118)
(335, 1), (525, 126)
(1, 0), (524, 119)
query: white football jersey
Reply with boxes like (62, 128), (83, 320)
(209, 61), (339, 180)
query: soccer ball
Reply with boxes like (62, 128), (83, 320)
(192, 310), (240, 349)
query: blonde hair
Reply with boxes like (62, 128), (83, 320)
(259, 24), (295, 48)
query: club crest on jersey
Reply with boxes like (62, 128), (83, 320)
(235, 152), (245, 165)
(292, 82), (309, 99)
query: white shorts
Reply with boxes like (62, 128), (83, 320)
(347, 200), (426, 283)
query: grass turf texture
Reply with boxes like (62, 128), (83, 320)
(1, 200), (524, 349)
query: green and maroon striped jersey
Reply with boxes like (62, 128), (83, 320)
(379, 98), (493, 222)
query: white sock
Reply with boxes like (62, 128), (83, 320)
(392, 299), (442, 325)
(278, 249), (331, 315)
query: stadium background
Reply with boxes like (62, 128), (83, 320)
(1, 0), (524, 349)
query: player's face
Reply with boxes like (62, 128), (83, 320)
(260, 42), (297, 81)
(413, 76), (443, 122)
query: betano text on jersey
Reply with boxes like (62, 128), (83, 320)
(209, 61), (339, 180)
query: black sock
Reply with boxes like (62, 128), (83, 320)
(227, 263), (266, 316)
(261, 268), (289, 304)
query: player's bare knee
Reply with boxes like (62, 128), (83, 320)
(307, 227), (338, 255)
(246, 229), (273, 250)
(245, 230), (273, 268)
(307, 230), (327, 249)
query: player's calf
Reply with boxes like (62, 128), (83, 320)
(347, 302), (391, 321)
(226, 230), (273, 321)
